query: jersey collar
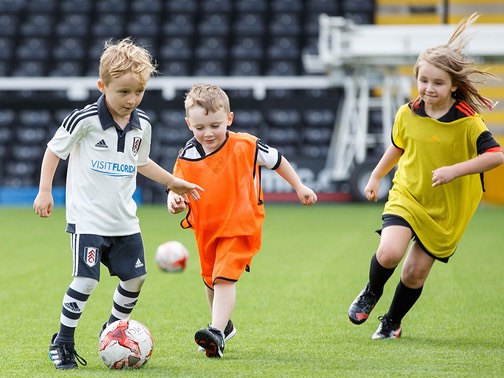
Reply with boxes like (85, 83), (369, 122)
(97, 94), (142, 131)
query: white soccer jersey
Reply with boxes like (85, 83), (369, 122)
(48, 95), (152, 236)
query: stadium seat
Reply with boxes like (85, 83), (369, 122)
(235, 0), (267, 12)
(233, 13), (266, 36)
(230, 36), (264, 60)
(0, 110), (15, 128)
(48, 61), (83, 76)
(266, 60), (298, 76)
(303, 127), (332, 145)
(301, 145), (329, 159)
(59, 0), (92, 13)
(130, 0), (162, 13)
(26, 0), (57, 12)
(20, 14), (53, 36)
(53, 37), (86, 60)
(194, 60), (227, 76)
(162, 14), (195, 36)
(12, 144), (44, 162)
(55, 14), (89, 37)
(16, 38), (50, 60)
(269, 13), (302, 36)
(159, 37), (193, 60)
(304, 13), (323, 36)
(0, 37), (13, 60)
(230, 60), (262, 76)
(232, 109), (264, 135)
(303, 109), (336, 128)
(201, 0), (232, 13)
(342, 0), (375, 13)
(0, 127), (12, 145)
(267, 37), (299, 60)
(195, 37), (228, 60)
(18, 110), (52, 128)
(15, 127), (48, 145)
(271, 0), (303, 12)
(159, 60), (191, 76)
(0, 0), (26, 13)
(0, 14), (18, 37)
(11, 61), (46, 76)
(198, 14), (230, 36)
(165, 0), (198, 13)
(126, 14), (160, 37)
(91, 14), (125, 37)
(305, 0), (340, 14)
(95, 0), (128, 13)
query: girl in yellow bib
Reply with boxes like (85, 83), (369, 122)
(348, 13), (504, 339)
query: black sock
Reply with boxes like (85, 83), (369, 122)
(387, 280), (423, 324)
(368, 254), (395, 300)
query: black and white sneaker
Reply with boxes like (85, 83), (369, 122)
(348, 284), (378, 325)
(372, 315), (402, 339)
(48, 333), (87, 370)
(198, 319), (236, 353)
(195, 324), (225, 358)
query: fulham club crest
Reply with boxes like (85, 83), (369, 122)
(84, 247), (99, 267)
(132, 137), (141, 156)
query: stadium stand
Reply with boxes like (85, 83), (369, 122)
(0, 0), (356, 203)
(1, 0), (502, 204)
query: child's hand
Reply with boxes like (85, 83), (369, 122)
(168, 177), (203, 200)
(364, 177), (380, 202)
(296, 185), (317, 206)
(33, 191), (54, 218)
(168, 194), (188, 214)
(432, 166), (456, 187)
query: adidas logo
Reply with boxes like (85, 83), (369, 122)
(64, 301), (81, 312)
(135, 259), (144, 268)
(123, 300), (138, 308)
(95, 139), (108, 148)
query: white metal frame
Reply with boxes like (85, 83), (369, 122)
(305, 14), (504, 182)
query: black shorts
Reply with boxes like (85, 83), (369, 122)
(70, 233), (147, 281)
(379, 214), (450, 263)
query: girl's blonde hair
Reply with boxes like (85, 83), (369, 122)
(413, 12), (497, 113)
(99, 37), (157, 87)
(184, 83), (231, 116)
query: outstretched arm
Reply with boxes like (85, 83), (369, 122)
(365, 144), (402, 202)
(275, 157), (317, 206)
(138, 160), (203, 200)
(432, 150), (504, 187)
(33, 148), (60, 217)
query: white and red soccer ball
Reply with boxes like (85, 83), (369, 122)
(98, 319), (154, 369)
(155, 241), (189, 272)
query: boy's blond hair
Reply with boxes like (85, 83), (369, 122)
(413, 13), (497, 113)
(99, 37), (157, 87)
(184, 83), (231, 116)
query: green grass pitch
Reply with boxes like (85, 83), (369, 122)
(0, 203), (503, 377)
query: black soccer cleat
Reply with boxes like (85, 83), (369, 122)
(372, 315), (402, 339)
(348, 284), (378, 325)
(195, 324), (225, 358)
(48, 333), (87, 370)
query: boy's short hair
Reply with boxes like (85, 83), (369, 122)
(185, 83), (231, 116)
(99, 37), (157, 87)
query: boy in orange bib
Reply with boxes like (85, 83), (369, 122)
(168, 83), (317, 357)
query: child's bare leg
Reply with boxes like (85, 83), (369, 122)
(205, 285), (214, 313)
(211, 280), (236, 332)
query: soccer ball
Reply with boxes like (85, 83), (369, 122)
(99, 319), (154, 369)
(155, 241), (189, 272)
